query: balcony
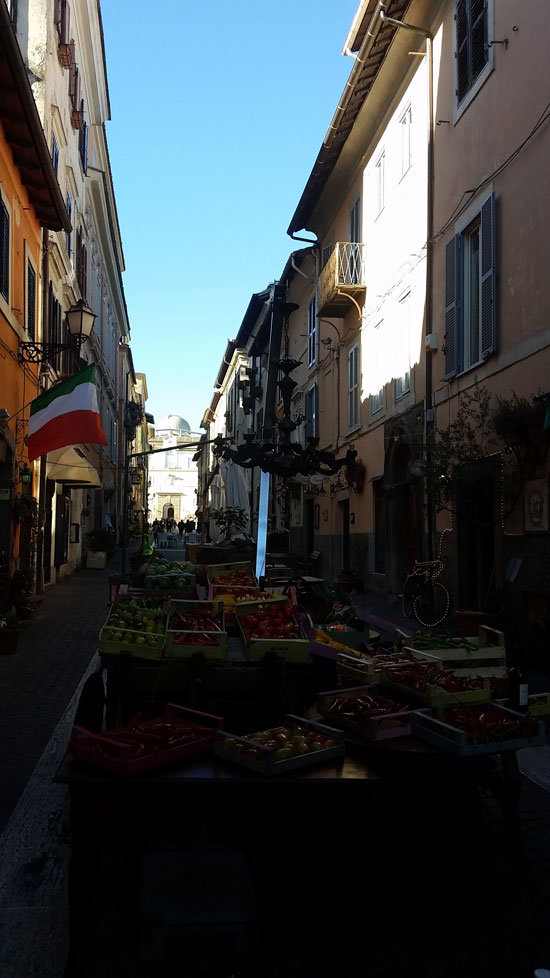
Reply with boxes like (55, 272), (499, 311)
(318, 242), (366, 317)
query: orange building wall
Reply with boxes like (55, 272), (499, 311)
(0, 120), (42, 522)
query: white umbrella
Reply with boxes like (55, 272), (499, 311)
(220, 459), (250, 534)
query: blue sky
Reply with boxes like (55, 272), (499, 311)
(101, 0), (358, 433)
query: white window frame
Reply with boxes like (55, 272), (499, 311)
(453, 0), (494, 122)
(25, 246), (38, 342)
(399, 104), (412, 178)
(375, 152), (385, 216)
(370, 320), (384, 415)
(395, 290), (411, 400)
(348, 342), (360, 431)
(462, 216), (482, 370)
(307, 295), (317, 367)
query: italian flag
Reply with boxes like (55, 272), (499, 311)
(28, 364), (107, 463)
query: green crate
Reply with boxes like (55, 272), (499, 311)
(381, 673), (491, 709)
(165, 599), (227, 659)
(98, 622), (164, 661)
(235, 600), (310, 664)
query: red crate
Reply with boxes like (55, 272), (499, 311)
(68, 704), (223, 775)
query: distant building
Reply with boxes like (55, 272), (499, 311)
(148, 415), (200, 523)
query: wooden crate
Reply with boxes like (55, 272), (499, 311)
(411, 704), (546, 756)
(235, 600), (310, 663)
(206, 561), (257, 588)
(405, 626), (506, 678)
(381, 673), (491, 709)
(165, 599), (227, 659)
(212, 714), (344, 775)
(318, 685), (429, 742)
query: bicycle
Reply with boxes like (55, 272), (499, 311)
(401, 530), (451, 628)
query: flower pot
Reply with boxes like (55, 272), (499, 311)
(0, 628), (22, 654)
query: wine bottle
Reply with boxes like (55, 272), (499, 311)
(508, 644), (529, 713)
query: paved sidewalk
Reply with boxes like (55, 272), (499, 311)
(0, 554), (120, 832)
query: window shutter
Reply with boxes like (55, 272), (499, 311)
(27, 262), (36, 341)
(313, 383), (318, 438)
(444, 234), (461, 378)
(348, 346), (359, 428)
(480, 191), (496, 359)
(0, 199), (9, 302)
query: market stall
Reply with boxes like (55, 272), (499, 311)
(57, 549), (550, 975)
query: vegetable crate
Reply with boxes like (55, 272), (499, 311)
(212, 714), (345, 776)
(406, 626), (506, 678)
(69, 704), (223, 775)
(98, 596), (168, 661)
(318, 685), (429, 742)
(235, 599), (311, 663)
(206, 561), (257, 589)
(381, 673), (491, 709)
(411, 704), (546, 756)
(495, 692), (550, 718)
(165, 599), (227, 660)
(144, 573), (197, 596)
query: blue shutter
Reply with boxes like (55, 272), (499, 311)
(444, 234), (462, 378)
(480, 192), (496, 359)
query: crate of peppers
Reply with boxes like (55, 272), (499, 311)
(165, 599), (227, 660)
(411, 703), (546, 756)
(381, 660), (491, 708)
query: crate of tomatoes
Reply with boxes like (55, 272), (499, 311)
(235, 598), (310, 663)
(411, 703), (546, 756)
(206, 561), (257, 591)
(165, 599), (227, 659)
(69, 704), (224, 775)
(213, 714), (345, 776)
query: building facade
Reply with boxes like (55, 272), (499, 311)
(148, 416), (200, 525)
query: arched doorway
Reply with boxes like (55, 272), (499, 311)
(384, 433), (423, 594)
(163, 504), (175, 521)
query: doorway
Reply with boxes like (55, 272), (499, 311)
(339, 498), (350, 570)
(456, 472), (496, 611)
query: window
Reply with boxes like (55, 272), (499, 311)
(26, 258), (36, 341)
(66, 192), (72, 257)
(48, 282), (62, 370)
(348, 343), (360, 430)
(307, 296), (317, 367)
(54, 0), (70, 43)
(52, 135), (59, 175)
(305, 384), (318, 440)
(78, 110), (88, 173)
(349, 199), (361, 284)
(370, 321), (384, 415)
(399, 105), (412, 177)
(395, 291), (411, 400)
(455, 0), (490, 107)
(226, 381), (236, 432)
(76, 227), (87, 298)
(0, 196), (9, 303)
(444, 192), (496, 378)
(321, 240), (333, 268)
(375, 153), (385, 215)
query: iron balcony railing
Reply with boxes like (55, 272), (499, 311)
(318, 242), (367, 316)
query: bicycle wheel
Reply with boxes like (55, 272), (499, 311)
(401, 575), (419, 618)
(414, 581), (450, 628)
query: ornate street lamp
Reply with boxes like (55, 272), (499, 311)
(19, 298), (96, 363)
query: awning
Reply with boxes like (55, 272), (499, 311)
(46, 446), (101, 486)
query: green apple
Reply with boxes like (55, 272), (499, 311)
(275, 747), (293, 761)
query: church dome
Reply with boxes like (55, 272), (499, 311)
(156, 414), (191, 434)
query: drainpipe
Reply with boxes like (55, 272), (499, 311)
(378, 9), (435, 561)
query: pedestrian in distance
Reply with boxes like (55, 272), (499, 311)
(178, 519), (185, 538)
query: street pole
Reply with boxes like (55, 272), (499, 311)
(121, 447), (130, 573)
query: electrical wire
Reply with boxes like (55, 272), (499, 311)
(433, 95), (550, 242)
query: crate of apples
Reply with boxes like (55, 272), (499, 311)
(213, 715), (345, 775)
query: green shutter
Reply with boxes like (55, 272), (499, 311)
(0, 200), (9, 302)
(480, 192), (496, 359)
(444, 235), (462, 378)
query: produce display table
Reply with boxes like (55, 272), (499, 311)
(55, 736), (500, 977)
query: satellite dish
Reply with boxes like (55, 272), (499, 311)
(408, 459), (427, 479)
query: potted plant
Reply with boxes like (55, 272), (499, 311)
(0, 607), (22, 654)
(208, 506), (249, 542)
